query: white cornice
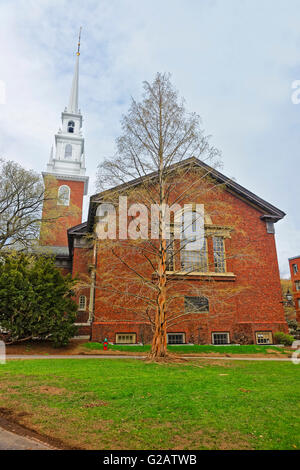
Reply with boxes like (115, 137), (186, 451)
(42, 172), (89, 195)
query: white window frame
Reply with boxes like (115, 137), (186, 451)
(255, 331), (273, 345)
(57, 185), (70, 206)
(78, 295), (87, 311)
(212, 332), (230, 345)
(213, 236), (226, 273)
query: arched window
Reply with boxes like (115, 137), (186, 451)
(65, 144), (72, 159)
(57, 185), (70, 206)
(78, 295), (87, 311)
(68, 120), (75, 133)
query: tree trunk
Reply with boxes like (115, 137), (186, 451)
(149, 238), (168, 360)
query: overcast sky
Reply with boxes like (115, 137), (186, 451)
(0, 0), (300, 277)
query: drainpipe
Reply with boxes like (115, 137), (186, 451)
(88, 238), (97, 331)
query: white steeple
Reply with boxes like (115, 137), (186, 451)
(44, 28), (88, 195)
(68, 27), (81, 113)
(68, 54), (79, 113)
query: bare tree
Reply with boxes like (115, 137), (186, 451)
(0, 159), (46, 250)
(94, 73), (255, 360)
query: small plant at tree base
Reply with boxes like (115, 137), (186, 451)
(0, 252), (77, 347)
(273, 331), (294, 346)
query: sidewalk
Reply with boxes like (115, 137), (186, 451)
(0, 426), (51, 450)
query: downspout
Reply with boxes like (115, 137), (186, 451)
(88, 238), (97, 336)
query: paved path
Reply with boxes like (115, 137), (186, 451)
(0, 426), (51, 450)
(6, 354), (292, 361)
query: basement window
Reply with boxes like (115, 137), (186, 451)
(256, 331), (273, 345)
(167, 333), (185, 344)
(212, 332), (229, 345)
(115, 333), (136, 344)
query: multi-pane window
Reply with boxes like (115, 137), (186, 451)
(181, 239), (208, 272)
(295, 281), (300, 291)
(184, 296), (209, 313)
(167, 333), (185, 344)
(255, 331), (273, 344)
(57, 185), (70, 206)
(78, 295), (87, 311)
(180, 210), (207, 272)
(298, 299), (300, 309)
(293, 263), (298, 274)
(212, 332), (229, 345)
(213, 236), (226, 273)
(116, 333), (136, 344)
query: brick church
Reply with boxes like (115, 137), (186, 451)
(40, 43), (288, 346)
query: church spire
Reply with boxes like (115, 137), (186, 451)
(67, 27), (82, 114)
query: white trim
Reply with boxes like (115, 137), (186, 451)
(212, 332), (230, 345)
(167, 333), (185, 344)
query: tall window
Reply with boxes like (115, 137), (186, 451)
(181, 211), (207, 272)
(68, 120), (75, 133)
(293, 264), (298, 275)
(213, 236), (226, 273)
(295, 281), (300, 291)
(78, 295), (87, 311)
(65, 144), (72, 159)
(57, 185), (70, 206)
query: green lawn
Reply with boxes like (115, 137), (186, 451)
(83, 342), (288, 355)
(0, 359), (299, 450)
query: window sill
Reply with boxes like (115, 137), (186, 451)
(165, 271), (236, 281)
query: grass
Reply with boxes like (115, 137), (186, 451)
(83, 342), (288, 355)
(0, 358), (299, 450)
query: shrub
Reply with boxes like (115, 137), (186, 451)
(0, 252), (77, 347)
(273, 331), (294, 346)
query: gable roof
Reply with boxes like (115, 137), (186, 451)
(85, 157), (285, 232)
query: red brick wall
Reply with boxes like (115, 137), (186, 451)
(40, 177), (84, 247)
(89, 180), (287, 345)
(72, 245), (92, 324)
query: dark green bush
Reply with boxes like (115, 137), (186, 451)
(0, 252), (77, 347)
(273, 331), (294, 346)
